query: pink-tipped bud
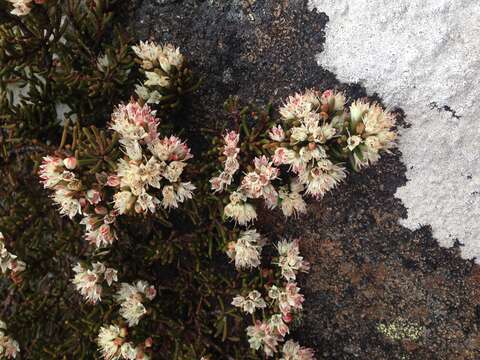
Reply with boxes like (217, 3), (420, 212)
(321, 89), (334, 99)
(106, 175), (120, 187)
(63, 156), (77, 170)
(145, 286), (157, 300)
(144, 337), (153, 348)
(282, 313), (293, 323)
(86, 189), (102, 205)
(79, 198), (88, 208)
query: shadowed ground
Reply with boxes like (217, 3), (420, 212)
(132, 0), (480, 358)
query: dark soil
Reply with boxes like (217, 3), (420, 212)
(131, 0), (480, 359)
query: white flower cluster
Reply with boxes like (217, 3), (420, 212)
(0, 232), (26, 283)
(226, 229), (264, 270)
(211, 88), (395, 226)
(40, 101), (194, 249)
(273, 90), (347, 199)
(347, 99), (397, 170)
(268, 283), (304, 318)
(95, 281), (156, 358)
(8, 0), (32, 16)
(97, 324), (151, 360)
(115, 281), (157, 327)
(39, 155), (82, 218)
(132, 41), (185, 104)
(280, 340), (316, 360)
(245, 319), (314, 359)
(110, 101), (195, 214)
(209, 131), (240, 193)
(0, 321), (19, 359)
(72, 262), (118, 304)
(231, 290), (266, 314)
(39, 154), (118, 248)
(232, 236), (313, 358)
(275, 239), (310, 282)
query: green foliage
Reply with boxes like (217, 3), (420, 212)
(0, 1), (255, 358)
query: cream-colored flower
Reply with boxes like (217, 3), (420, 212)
(276, 239), (310, 281)
(226, 229), (263, 270)
(280, 340), (315, 360)
(299, 161), (346, 199)
(8, 0), (32, 16)
(232, 290), (267, 314)
(349, 99), (371, 124)
(72, 262), (118, 304)
(113, 191), (135, 215)
(144, 71), (170, 87)
(279, 185), (306, 218)
(132, 41), (163, 70)
(115, 281), (156, 327)
(224, 192), (257, 225)
(268, 125), (285, 142)
(0, 321), (20, 359)
(321, 89), (346, 112)
(97, 324), (123, 360)
(346, 135), (362, 151)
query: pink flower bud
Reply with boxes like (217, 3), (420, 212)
(282, 313), (293, 323)
(95, 206), (108, 215)
(106, 175), (120, 187)
(63, 156), (77, 170)
(86, 189), (101, 205)
(321, 89), (334, 99)
(145, 285), (157, 300)
(144, 337), (153, 348)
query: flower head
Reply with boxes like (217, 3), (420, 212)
(246, 321), (281, 357)
(224, 192), (257, 225)
(226, 229), (263, 270)
(0, 321), (19, 359)
(232, 290), (267, 314)
(280, 340), (315, 360)
(72, 262), (118, 304)
(275, 239), (310, 281)
(115, 281), (156, 327)
(8, 0), (32, 16)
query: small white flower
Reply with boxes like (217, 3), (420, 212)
(175, 182), (196, 203)
(246, 321), (281, 357)
(269, 314), (289, 337)
(299, 160), (346, 199)
(268, 125), (285, 142)
(144, 71), (170, 87)
(231, 290), (267, 314)
(280, 340), (316, 360)
(115, 281), (155, 327)
(97, 324), (123, 360)
(346, 135), (362, 151)
(8, 0), (32, 16)
(224, 192), (257, 225)
(275, 239), (310, 281)
(113, 191), (135, 215)
(161, 185), (178, 209)
(226, 229), (263, 270)
(72, 262), (117, 304)
(278, 181), (307, 218)
(350, 99), (371, 124)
